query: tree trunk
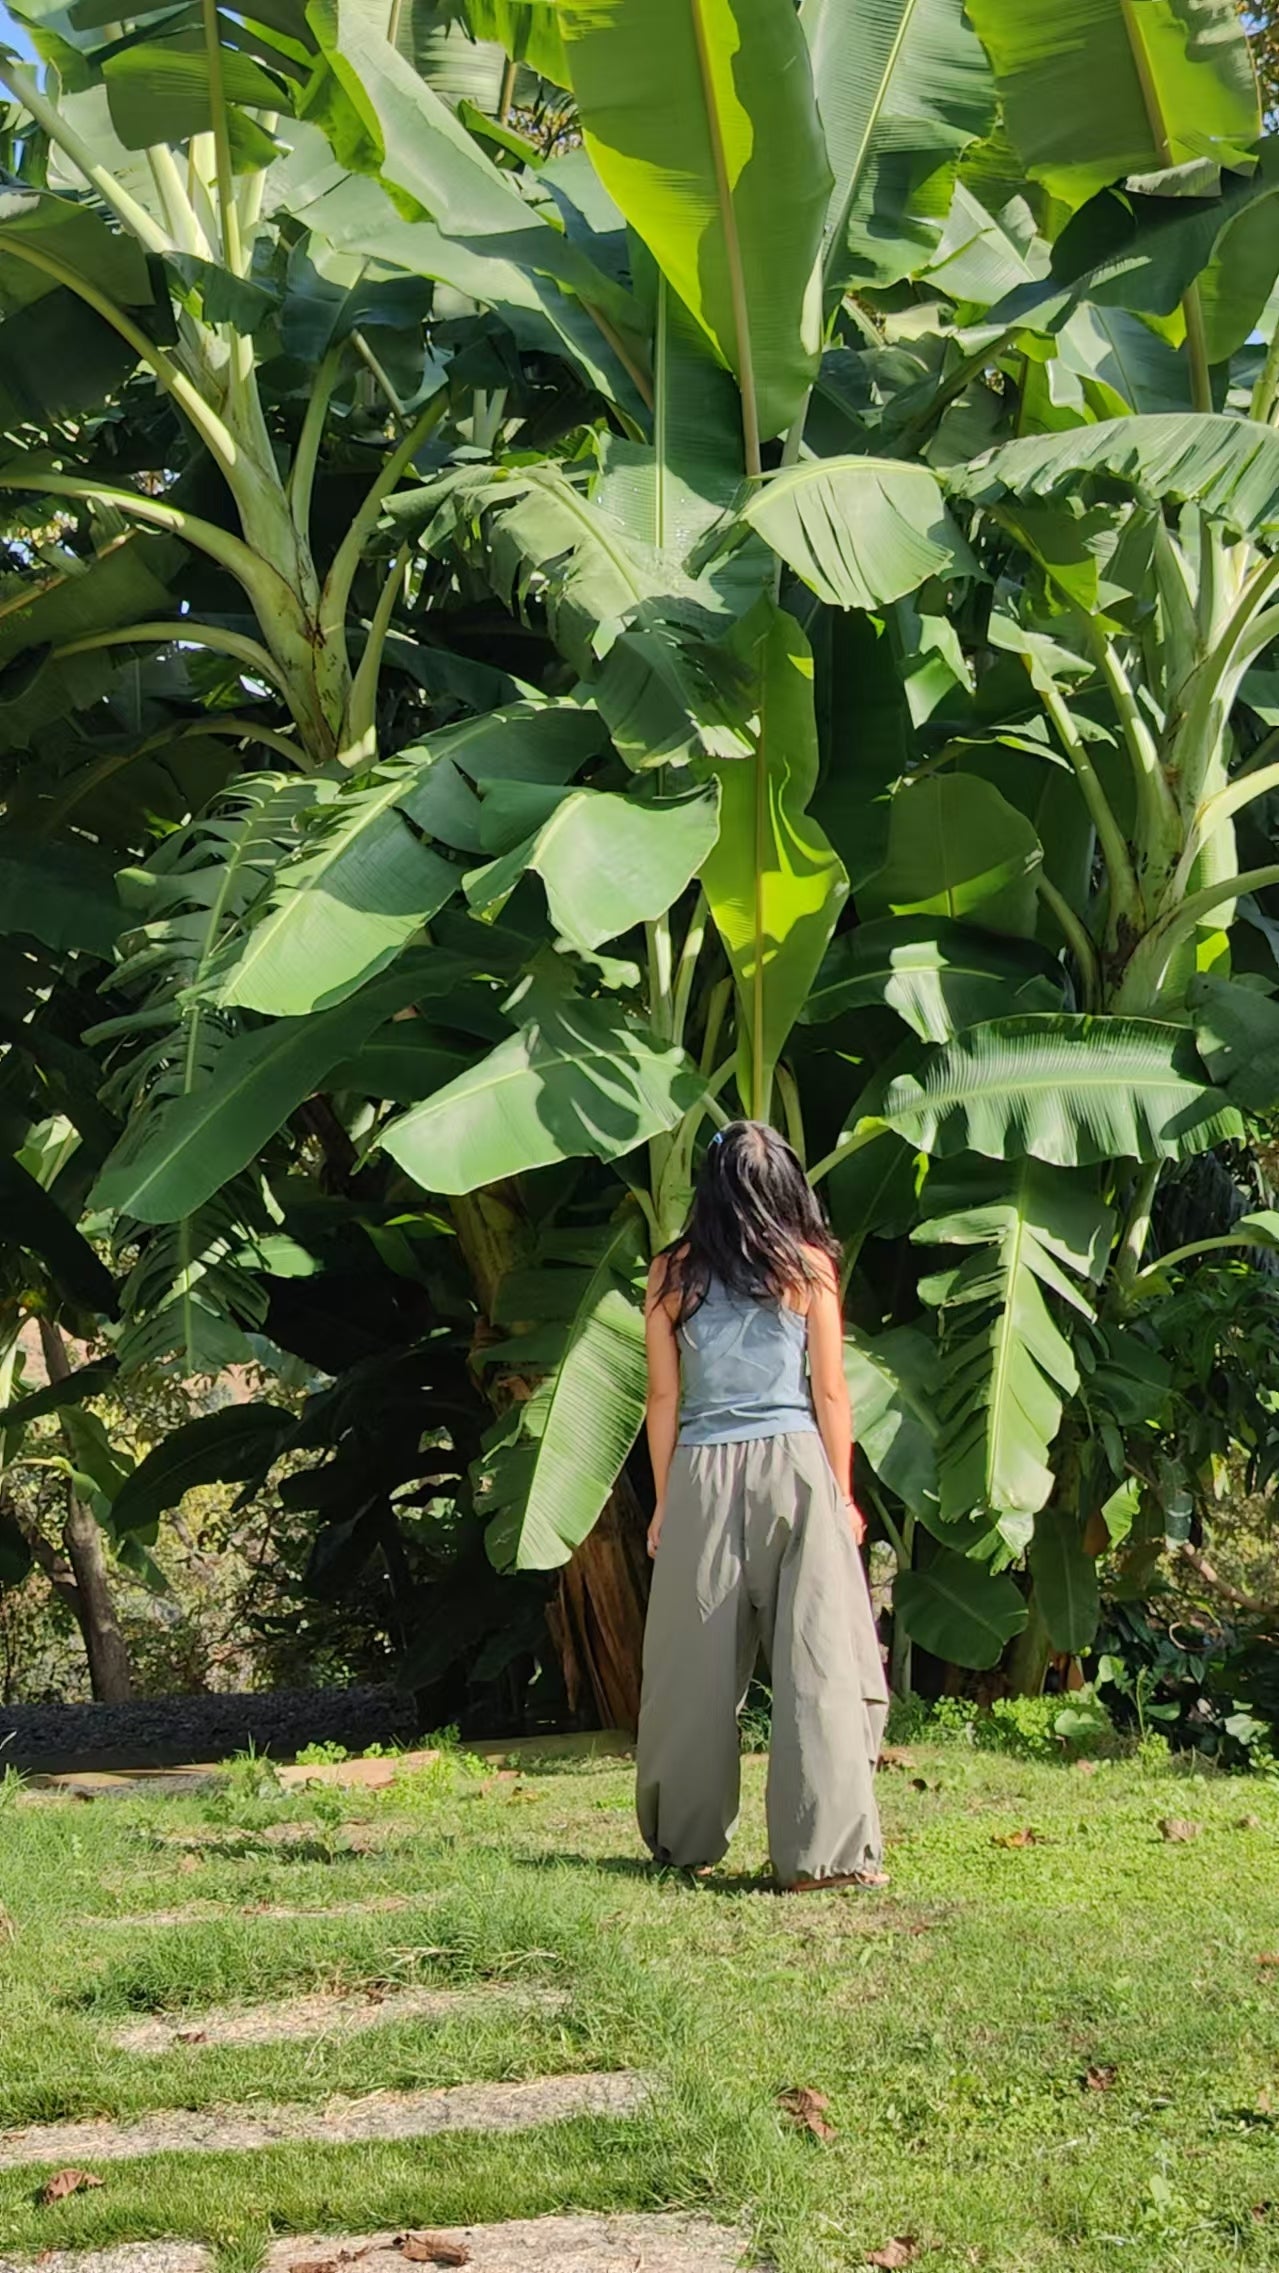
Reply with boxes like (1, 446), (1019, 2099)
(548, 1468), (650, 1735)
(38, 1320), (134, 1703)
(61, 1489), (135, 1702)
(1005, 1594), (1052, 1698)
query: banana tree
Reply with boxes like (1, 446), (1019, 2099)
(3, 0), (1278, 1708)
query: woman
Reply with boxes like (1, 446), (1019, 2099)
(635, 1120), (889, 1891)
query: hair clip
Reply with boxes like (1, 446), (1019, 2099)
(708, 1128), (726, 1151)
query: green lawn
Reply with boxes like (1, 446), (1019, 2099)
(0, 1740), (1277, 2273)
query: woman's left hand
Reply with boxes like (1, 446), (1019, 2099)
(845, 1498), (866, 1546)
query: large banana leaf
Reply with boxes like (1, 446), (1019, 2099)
(875, 1015), (1243, 1166)
(0, 839), (126, 959)
(699, 600), (848, 1117)
(844, 1322), (940, 1518)
(561, 0), (831, 442)
(91, 953), (452, 1224)
(949, 413), (1279, 538)
(390, 465), (716, 677)
(484, 1210), (649, 1571)
(209, 705), (597, 1016)
(1191, 971), (1279, 1110)
(857, 775), (1044, 941)
(0, 1155), (118, 1317)
(0, 184), (154, 315)
(894, 1547), (1028, 1669)
(463, 0), (570, 85)
(109, 1405), (294, 1540)
(465, 784), (720, 951)
(805, 915), (1064, 1042)
(1028, 1503), (1100, 1652)
(914, 1159), (1113, 1532)
(965, 0), (1260, 212)
(379, 986), (706, 1193)
(800, 0), (993, 294)
(742, 457), (972, 611)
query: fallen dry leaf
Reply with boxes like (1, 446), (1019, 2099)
(39, 2170), (104, 2205)
(1074, 1759), (1099, 1777)
(1236, 1814), (1262, 1831)
(992, 1828), (1038, 1849)
(290, 2258), (338, 2273)
(393, 2235), (471, 2266)
(0, 1903), (14, 1942)
(1256, 1953), (1279, 1968)
(1083, 2063), (1117, 2092)
(1253, 2202), (1273, 2222)
(176, 2030), (207, 2046)
(865, 2238), (922, 2268)
(1158, 1817), (1201, 1842)
(778, 2085), (836, 2140)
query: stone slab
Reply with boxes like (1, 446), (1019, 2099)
(111, 1986), (566, 2055)
(0, 2248), (212, 2273)
(265, 2219), (750, 2272)
(0, 2075), (651, 2171)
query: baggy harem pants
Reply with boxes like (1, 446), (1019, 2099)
(635, 1432), (889, 1883)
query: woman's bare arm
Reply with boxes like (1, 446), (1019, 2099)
(644, 1257), (681, 1557)
(805, 1255), (865, 1544)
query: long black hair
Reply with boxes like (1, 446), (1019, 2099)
(656, 1120), (841, 1325)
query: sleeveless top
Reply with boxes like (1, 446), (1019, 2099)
(676, 1276), (817, 1446)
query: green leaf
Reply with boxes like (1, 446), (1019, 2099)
(109, 1404), (293, 1538)
(593, 624), (753, 771)
(379, 985), (706, 1193)
(0, 1357), (118, 1432)
(0, 1155), (118, 1316)
(801, 0), (994, 294)
(0, 184), (154, 315)
(806, 916), (1065, 1041)
(561, 0), (832, 442)
(915, 1159), (1112, 1530)
(950, 412), (1279, 538)
(857, 777), (1044, 941)
(463, 0), (570, 84)
(1190, 972), (1279, 1110)
(485, 1209), (648, 1571)
(741, 457), (973, 612)
(465, 785), (720, 950)
(699, 600), (848, 1116)
(844, 1322), (940, 1517)
(0, 530), (184, 670)
(876, 1014), (1243, 1166)
(1028, 1504), (1100, 1652)
(91, 953), (449, 1225)
(0, 837), (125, 958)
(101, 37), (290, 152)
(894, 1547), (1028, 1668)
(965, 0), (1260, 212)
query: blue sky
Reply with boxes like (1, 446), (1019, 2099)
(0, 7), (34, 57)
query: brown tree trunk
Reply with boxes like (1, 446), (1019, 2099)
(548, 1468), (650, 1736)
(38, 1320), (134, 1703)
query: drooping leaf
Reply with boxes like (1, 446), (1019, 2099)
(800, 0), (994, 294)
(950, 413), (1279, 539)
(108, 1405), (294, 1538)
(806, 916), (1065, 1041)
(463, 0), (570, 84)
(485, 1208), (649, 1570)
(914, 1159), (1113, 1531)
(0, 1155), (118, 1316)
(741, 457), (973, 612)
(844, 1322), (940, 1517)
(1028, 1503), (1100, 1652)
(91, 953), (451, 1225)
(857, 777), (1044, 941)
(465, 784), (720, 950)
(894, 1547), (1028, 1668)
(0, 838), (126, 959)
(1190, 971), (1279, 1110)
(699, 599), (848, 1116)
(561, 0), (831, 441)
(0, 1358), (118, 1432)
(965, 0), (1260, 212)
(875, 1014), (1243, 1166)
(379, 985), (706, 1193)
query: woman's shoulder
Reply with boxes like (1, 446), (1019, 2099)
(646, 1243), (690, 1313)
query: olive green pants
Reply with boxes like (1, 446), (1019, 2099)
(635, 1433), (889, 1883)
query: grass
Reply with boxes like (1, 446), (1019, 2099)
(0, 1740), (1277, 2273)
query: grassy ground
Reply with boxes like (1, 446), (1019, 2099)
(0, 1739), (1277, 2273)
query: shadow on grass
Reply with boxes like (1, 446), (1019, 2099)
(511, 1850), (775, 1896)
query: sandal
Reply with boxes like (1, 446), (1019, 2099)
(779, 1867), (890, 1893)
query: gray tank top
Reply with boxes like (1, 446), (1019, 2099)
(677, 1277), (817, 1446)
